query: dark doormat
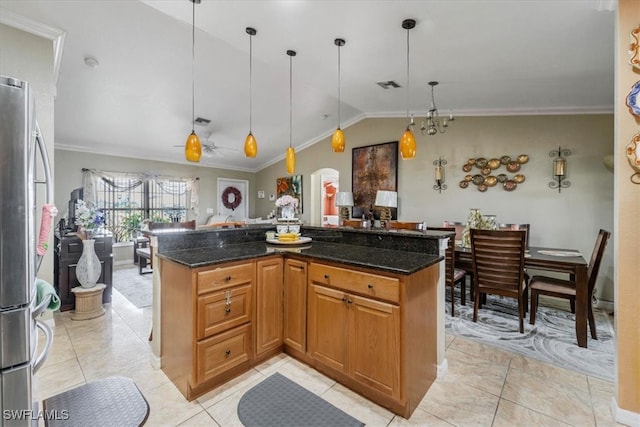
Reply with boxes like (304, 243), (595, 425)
(237, 373), (364, 427)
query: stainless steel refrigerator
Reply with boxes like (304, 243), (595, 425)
(0, 75), (54, 425)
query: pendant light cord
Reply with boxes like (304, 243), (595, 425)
(406, 26), (410, 122)
(337, 43), (341, 128)
(191, 0), (195, 132)
(249, 31), (253, 133)
(289, 53), (293, 149)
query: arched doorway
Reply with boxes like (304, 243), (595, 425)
(309, 168), (339, 226)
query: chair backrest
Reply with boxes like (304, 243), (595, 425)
(470, 229), (527, 294)
(149, 220), (196, 230)
(389, 221), (424, 231)
(342, 219), (363, 228)
(497, 223), (530, 248)
(427, 227), (456, 286)
(443, 221), (465, 240)
(587, 229), (611, 297)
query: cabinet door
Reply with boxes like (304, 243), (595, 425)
(349, 294), (401, 399)
(197, 283), (252, 340)
(308, 284), (348, 373)
(255, 257), (283, 356)
(196, 323), (251, 384)
(283, 259), (307, 352)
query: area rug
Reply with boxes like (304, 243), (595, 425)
(237, 373), (364, 427)
(445, 291), (615, 381)
(112, 265), (152, 308)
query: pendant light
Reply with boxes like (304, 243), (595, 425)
(400, 18), (416, 160)
(286, 50), (296, 174)
(185, 0), (202, 162)
(331, 38), (346, 153)
(244, 27), (258, 158)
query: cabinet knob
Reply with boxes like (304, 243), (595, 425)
(225, 307), (231, 314)
(347, 299), (353, 304)
(324, 274), (330, 279)
(341, 297), (347, 302)
(368, 283), (374, 289)
(225, 275), (232, 281)
(225, 349), (231, 357)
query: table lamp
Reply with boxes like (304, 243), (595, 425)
(375, 190), (397, 228)
(335, 192), (354, 226)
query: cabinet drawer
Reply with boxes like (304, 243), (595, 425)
(196, 324), (251, 384)
(197, 284), (252, 340)
(197, 262), (254, 294)
(309, 263), (399, 303)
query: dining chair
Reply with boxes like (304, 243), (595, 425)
(388, 221), (425, 231)
(529, 229), (611, 340)
(428, 227), (467, 316)
(470, 229), (528, 333)
(138, 220), (197, 273)
(442, 221), (465, 241)
(497, 223), (530, 248)
(342, 219), (364, 228)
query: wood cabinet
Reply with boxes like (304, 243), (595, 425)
(161, 259), (254, 400)
(54, 233), (113, 311)
(283, 258), (307, 354)
(306, 261), (436, 418)
(255, 257), (283, 359)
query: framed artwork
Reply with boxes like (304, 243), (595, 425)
(276, 175), (303, 213)
(352, 141), (398, 220)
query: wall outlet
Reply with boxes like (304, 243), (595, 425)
(206, 208), (214, 214)
(257, 191), (265, 199)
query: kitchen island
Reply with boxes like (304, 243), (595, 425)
(155, 226), (449, 418)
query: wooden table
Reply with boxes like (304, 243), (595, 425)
(455, 245), (590, 348)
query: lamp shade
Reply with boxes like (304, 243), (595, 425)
(375, 190), (397, 208)
(335, 191), (354, 207)
(332, 128), (345, 152)
(400, 128), (416, 159)
(185, 131), (202, 162)
(244, 132), (257, 157)
(286, 146), (296, 174)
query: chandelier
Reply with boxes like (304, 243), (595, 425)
(420, 81), (454, 136)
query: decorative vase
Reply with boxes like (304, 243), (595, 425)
(76, 239), (101, 288)
(481, 215), (498, 231)
(281, 205), (295, 220)
(462, 208), (483, 248)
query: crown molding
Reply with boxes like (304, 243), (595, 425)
(1, 9), (66, 87)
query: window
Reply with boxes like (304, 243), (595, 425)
(83, 169), (198, 243)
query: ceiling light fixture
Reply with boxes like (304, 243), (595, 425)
(286, 49), (297, 174)
(420, 81), (454, 135)
(400, 18), (417, 160)
(331, 38), (346, 153)
(244, 27), (258, 158)
(184, 0), (202, 163)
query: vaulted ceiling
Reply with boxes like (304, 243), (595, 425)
(1, 0), (615, 172)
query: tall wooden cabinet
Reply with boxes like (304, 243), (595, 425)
(53, 233), (113, 311)
(283, 258), (307, 355)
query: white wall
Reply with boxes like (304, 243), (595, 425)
(255, 115), (615, 303)
(1, 23), (55, 284)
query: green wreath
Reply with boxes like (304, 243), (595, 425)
(222, 186), (242, 211)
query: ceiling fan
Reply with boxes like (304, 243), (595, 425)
(173, 133), (240, 158)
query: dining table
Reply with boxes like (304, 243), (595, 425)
(455, 244), (590, 348)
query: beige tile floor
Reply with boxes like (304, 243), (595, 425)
(34, 287), (622, 427)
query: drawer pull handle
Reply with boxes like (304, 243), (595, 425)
(347, 299), (353, 304)
(341, 297), (347, 302)
(225, 307), (231, 314)
(324, 274), (330, 279)
(368, 283), (374, 289)
(225, 349), (231, 357)
(225, 275), (232, 281)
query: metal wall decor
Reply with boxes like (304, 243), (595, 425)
(549, 147), (571, 192)
(459, 154), (528, 192)
(433, 157), (447, 193)
(629, 25), (640, 70)
(626, 132), (640, 184)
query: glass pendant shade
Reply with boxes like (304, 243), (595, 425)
(185, 131), (202, 162)
(400, 128), (416, 159)
(332, 128), (345, 152)
(286, 147), (296, 174)
(244, 132), (257, 157)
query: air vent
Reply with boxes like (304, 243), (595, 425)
(377, 80), (401, 89)
(194, 117), (211, 126)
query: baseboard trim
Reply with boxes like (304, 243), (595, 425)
(611, 397), (640, 426)
(596, 299), (614, 313)
(437, 358), (448, 378)
(114, 260), (134, 266)
(149, 353), (161, 369)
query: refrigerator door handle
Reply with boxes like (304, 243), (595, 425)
(33, 320), (52, 374)
(32, 294), (52, 319)
(33, 122), (54, 272)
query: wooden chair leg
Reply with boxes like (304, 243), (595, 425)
(461, 280), (466, 306)
(473, 288), (480, 323)
(569, 299), (575, 313)
(518, 294), (525, 333)
(530, 289), (538, 325)
(588, 299), (598, 340)
(450, 285), (455, 317)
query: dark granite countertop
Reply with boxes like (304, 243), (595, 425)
(157, 240), (442, 275)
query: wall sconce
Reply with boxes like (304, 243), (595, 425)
(335, 192), (354, 225)
(433, 157), (447, 193)
(374, 190), (397, 228)
(549, 146), (571, 192)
